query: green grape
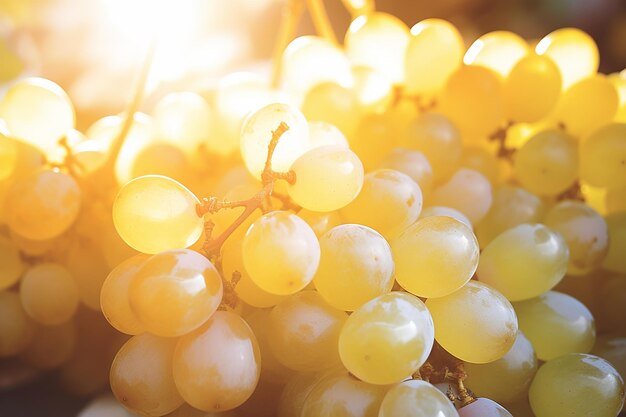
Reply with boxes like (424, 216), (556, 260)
(405, 19), (464, 97)
(458, 398), (513, 417)
(351, 114), (400, 170)
(110, 333), (184, 416)
(0, 291), (36, 357)
(173, 310), (261, 412)
(426, 281), (518, 363)
(338, 292), (434, 385)
(459, 146), (502, 186)
(278, 371), (327, 417)
(430, 169), (493, 224)
(300, 371), (389, 417)
(420, 206), (473, 230)
(302, 82), (361, 138)
(19, 263), (79, 326)
(340, 169), (423, 239)
(464, 331), (538, 404)
(529, 353), (624, 417)
(378, 148), (434, 196)
(240, 103), (310, 180)
(513, 129), (578, 196)
(308, 121), (349, 149)
(129, 249), (222, 337)
(544, 200), (609, 275)
(313, 224), (394, 311)
(603, 212), (626, 274)
(65, 239), (110, 311)
(345, 12), (410, 84)
(113, 175), (203, 254)
(297, 209), (342, 238)
(0, 235), (24, 290)
(21, 320), (76, 370)
(392, 216), (478, 298)
(287, 145), (364, 212)
(579, 123), (626, 189)
(465, 31), (528, 77)
(477, 224), (569, 301)
(379, 380), (459, 417)
(504, 54), (562, 123)
(5, 169), (81, 240)
(352, 65), (393, 113)
(592, 335), (626, 401)
(100, 254), (148, 335)
(242, 211), (320, 295)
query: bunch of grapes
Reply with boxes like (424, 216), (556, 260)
(1, 1), (626, 416)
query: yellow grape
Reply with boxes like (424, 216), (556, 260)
(0, 291), (36, 357)
(287, 145), (364, 212)
(267, 291), (347, 372)
(4, 169), (81, 240)
(529, 353), (624, 417)
(341, 169), (423, 239)
(504, 54), (562, 122)
(459, 146), (502, 186)
(477, 224), (569, 301)
(100, 254), (149, 335)
(19, 263), (79, 326)
(0, 235), (24, 290)
(242, 211), (320, 295)
(403, 112), (462, 182)
(580, 123), (626, 189)
(113, 175), (203, 254)
(379, 380), (460, 417)
(66, 239), (110, 311)
(71, 139), (107, 176)
(21, 320), (76, 369)
(378, 148), (434, 196)
(131, 142), (193, 186)
(512, 129), (578, 196)
(339, 292), (434, 385)
(173, 310), (261, 412)
(464, 331), (537, 404)
(314, 224), (394, 311)
(0, 132), (18, 180)
(240, 103), (310, 180)
(457, 398), (513, 417)
(405, 18), (464, 97)
(603, 212), (626, 274)
(535, 27), (599, 90)
(308, 121), (349, 149)
(351, 114), (400, 170)
(464, 31), (529, 77)
(419, 206), (473, 230)
(0, 36), (23, 82)
(129, 249), (222, 337)
(297, 208), (342, 238)
(430, 168), (493, 224)
(426, 281), (518, 363)
(351, 65), (393, 113)
(0, 77), (75, 155)
(392, 216), (479, 298)
(301, 82), (361, 138)
(345, 12), (410, 84)
(592, 335), (626, 393)
(110, 334), (184, 416)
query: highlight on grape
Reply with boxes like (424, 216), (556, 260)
(0, 0), (625, 416)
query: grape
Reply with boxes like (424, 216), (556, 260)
(0, 291), (35, 357)
(0, 131), (18, 180)
(0, 235), (24, 290)
(392, 216), (478, 298)
(131, 143), (193, 186)
(173, 310), (261, 412)
(458, 146), (502, 186)
(307, 121), (349, 149)
(465, 31), (528, 77)
(351, 114), (400, 170)
(302, 82), (361, 137)
(378, 380), (460, 417)
(529, 353), (624, 417)
(602, 212), (626, 274)
(378, 148), (434, 196)
(426, 281), (518, 363)
(4, 169), (81, 240)
(351, 65), (393, 113)
(458, 398), (513, 417)
(242, 211), (320, 295)
(21, 321), (76, 370)
(579, 123), (626, 189)
(464, 331), (538, 404)
(338, 292), (434, 385)
(340, 169), (423, 239)
(296, 208), (342, 238)
(287, 145), (364, 212)
(110, 333), (184, 416)
(430, 169), (493, 224)
(129, 249), (223, 337)
(313, 224), (394, 311)
(113, 175), (203, 254)
(420, 206), (472, 230)
(19, 263), (79, 326)
(66, 239), (110, 311)
(592, 335), (626, 403)
(78, 395), (138, 417)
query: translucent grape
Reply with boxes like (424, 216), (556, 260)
(592, 335), (626, 395)
(308, 121), (349, 149)
(379, 380), (460, 417)
(0, 235), (24, 290)
(113, 175), (203, 254)
(21, 321), (76, 370)
(339, 292), (434, 384)
(392, 216), (478, 298)
(430, 169), (493, 224)
(65, 239), (110, 311)
(351, 114), (400, 170)
(129, 249), (222, 337)
(378, 148), (433, 196)
(0, 291), (35, 357)
(458, 398), (513, 417)
(464, 31), (528, 77)
(426, 281), (518, 363)
(579, 123), (626, 189)
(131, 143), (193, 185)
(420, 206), (473, 230)
(297, 209), (342, 238)
(301, 82), (361, 137)
(459, 146), (502, 186)
(351, 65), (393, 113)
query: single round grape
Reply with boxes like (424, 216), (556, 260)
(307, 121), (349, 149)
(464, 331), (538, 404)
(100, 254), (149, 335)
(287, 145), (364, 212)
(240, 103), (310, 180)
(341, 169), (423, 239)
(592, 335), (626, 395)
(110, 333), (184, 416)
(301, 82), (361, 138)
(580, 123), (626, 189)
(5, 169), (81, 240)
(339, 292), (434, 385)
(514, 291), (595, 361)
(113, 175), (203, 254)
(420, 206), (473, 230)
(242, 211), (320, 295)
(430, 169), (493, 224)
(426, 281), (518, 363)
(378, 148), (434, 196)
(65, 239), (110, 311)
(313, 224), (394, 311)
(0, 235), (24, 290)
(459, 146), (502, 186)
(19, 263), (79, 326)
(379, 380), (460, 417)
(477, 224), (569, 301)
(458, 398), (513, 417)
(352, 65), (393, 113)
(0, 291), (36, 357)
(392, 216), (478, 298)
(131, 142), (193, 185)
(464, 31), (528, 77)
(21, 320), (76, 370)
(173, 310), (261, 412)
(529, 353), (624, 417)
(297, 209), (342, 238)
(129, 249), (222, 337)
(351, 114), (400, 170)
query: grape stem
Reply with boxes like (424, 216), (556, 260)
(271, 0), (305, 88)
(488, 121), (515, 160)
(306, 0), (338, 45)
